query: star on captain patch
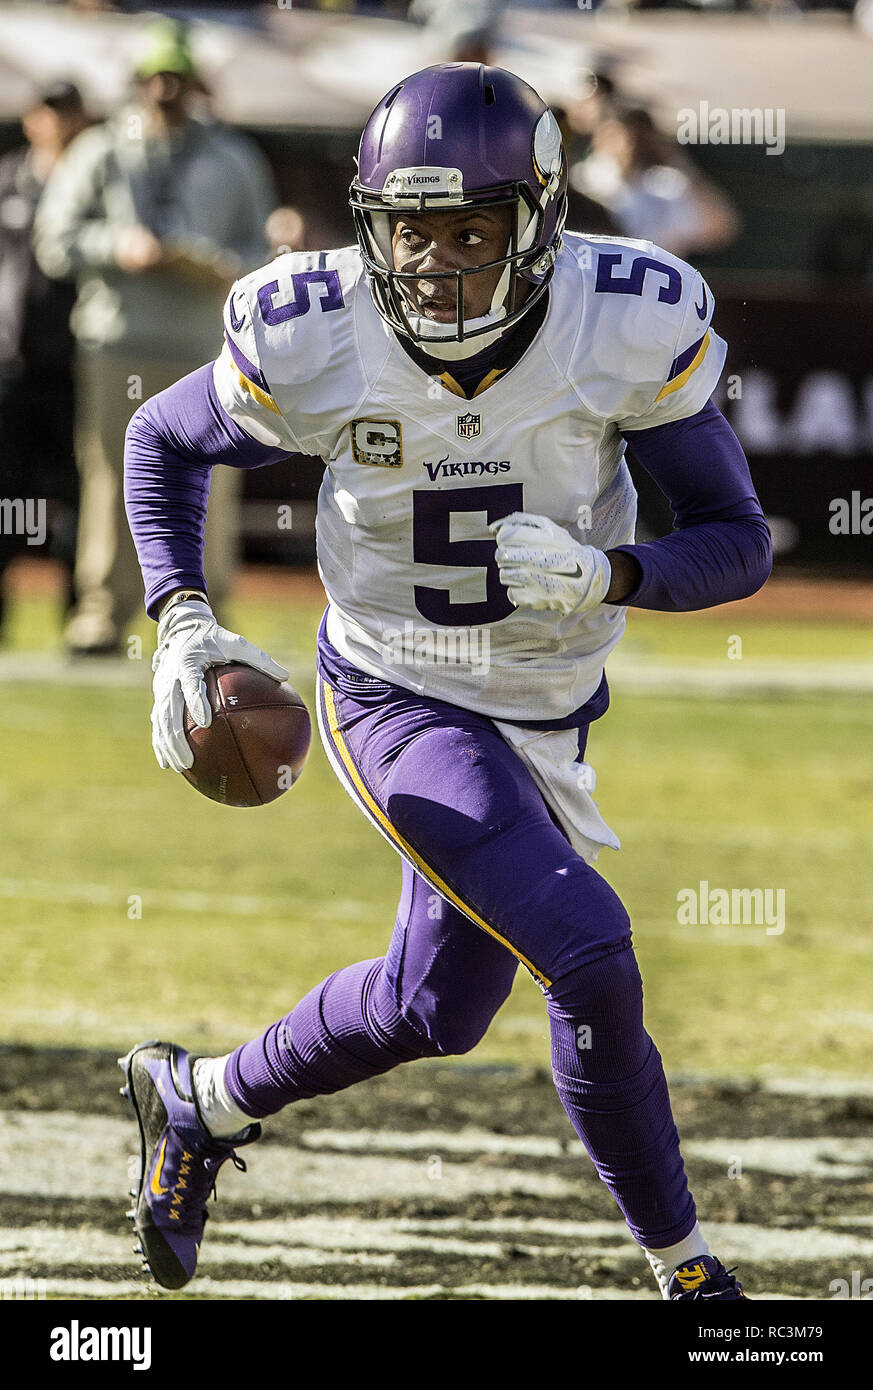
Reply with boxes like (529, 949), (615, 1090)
(457, 412), (480, 439)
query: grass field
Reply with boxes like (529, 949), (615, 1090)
(2, 568), (872, 1305)
(1, 572), (871, 1079)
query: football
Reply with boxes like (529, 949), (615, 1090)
(182, 663), (311, 807)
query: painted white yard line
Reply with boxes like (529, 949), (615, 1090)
(299, 1128), (566, 1158)
(617, 818), (862, 854)
(218, 1215), (873, 1265)
(0, 654), (149, 688)
(3, 1111), (872, 1199)
(2, 650), (870, 697)
(6, 1200), (873, 1273)
(0, 652), (308, 690)
(0, 1227), (399, 1272)
(0, 877), (293, 919)
(757, 1073), (873, 1097)
(815, 1011), (873, 1032)
(608, 659), (873, 697)
(34, 1277), (810, 1301)
(217, 1215), (643, 1246)
(673, 1072), (873, 1098)
(683, 1137), (873, 1181)
(0, 877), (374, 922)
(2, 1207), (857, 1294)
(34, 1277), (662, 1300)
(0, 1111), (575, 1203)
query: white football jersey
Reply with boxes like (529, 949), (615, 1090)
(213, 232), (726, 722)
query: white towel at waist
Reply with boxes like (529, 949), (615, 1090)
(493, 719), (621, 866)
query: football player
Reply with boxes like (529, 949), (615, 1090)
(121, 64), (771, 1299)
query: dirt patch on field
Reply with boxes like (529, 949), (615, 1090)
(2, 1048), (872, 1300)
(4, 1044), (873, 1139)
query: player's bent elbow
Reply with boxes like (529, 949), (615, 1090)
(124, 400), (156, 457)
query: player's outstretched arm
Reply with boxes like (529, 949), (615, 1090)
(124, 362), (293, 771)
(615, 399), (773, 611)
(489, 401), (770, 619)
(124, 363), (291, 619)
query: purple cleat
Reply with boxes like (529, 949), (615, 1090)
(668, 1255), (746, 1300)
(118, 1040), (260, 1290)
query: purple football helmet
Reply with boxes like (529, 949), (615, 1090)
(350, 63), (567, 359)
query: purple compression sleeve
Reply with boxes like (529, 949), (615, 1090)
(615, 400), (773, 610)
(125, 369), (771, 622)
(123, 363), (292, 618)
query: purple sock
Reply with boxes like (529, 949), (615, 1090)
(225, 957), (441, 1117)
(548, 942), (697, 1249)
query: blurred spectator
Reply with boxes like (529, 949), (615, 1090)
(564, 65), (620, 141)
(34, 19), (277, 655)
(266, 205), (308, 258)
(0, 82), (90, 644)
(410, 0), (504, 61)
(552, 103), (619, 237)
(570, 105), (740, 258)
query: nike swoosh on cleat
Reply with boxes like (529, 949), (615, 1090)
(695, 287), (708, 319)
(150, 1137), (170, 1197)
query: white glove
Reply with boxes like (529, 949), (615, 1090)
(151, 600), (289, 773)
(489, 512), (612, 616)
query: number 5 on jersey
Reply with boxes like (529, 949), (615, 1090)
(412, 484), (523, 626)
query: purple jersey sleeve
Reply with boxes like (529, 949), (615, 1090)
(614, 400), (773, 610)
(124, 363), (294, 618)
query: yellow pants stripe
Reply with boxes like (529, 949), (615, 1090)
(321, 681), (552, 987)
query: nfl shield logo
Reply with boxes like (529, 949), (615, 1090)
(457, 412), (480, 439)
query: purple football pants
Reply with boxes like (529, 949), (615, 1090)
(225, 630), (697, 1249)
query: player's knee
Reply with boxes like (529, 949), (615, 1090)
(546, 942), (651, 1085)
(432, 1010), (493, 1056)
(371, 997), (492, 1058)
(513, 862), (631, 982)
(401, 996), (503, 1057)
(547, 939), (641, 1016)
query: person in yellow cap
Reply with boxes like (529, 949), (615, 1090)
(134, 16), (197, 80)
(34, 19), (278, 655)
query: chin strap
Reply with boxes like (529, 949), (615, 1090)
(404, 308), (511, 361)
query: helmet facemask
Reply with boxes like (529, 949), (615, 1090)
(351, 172), (565, 361)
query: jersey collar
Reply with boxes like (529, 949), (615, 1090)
(392, 291), (550, 401)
